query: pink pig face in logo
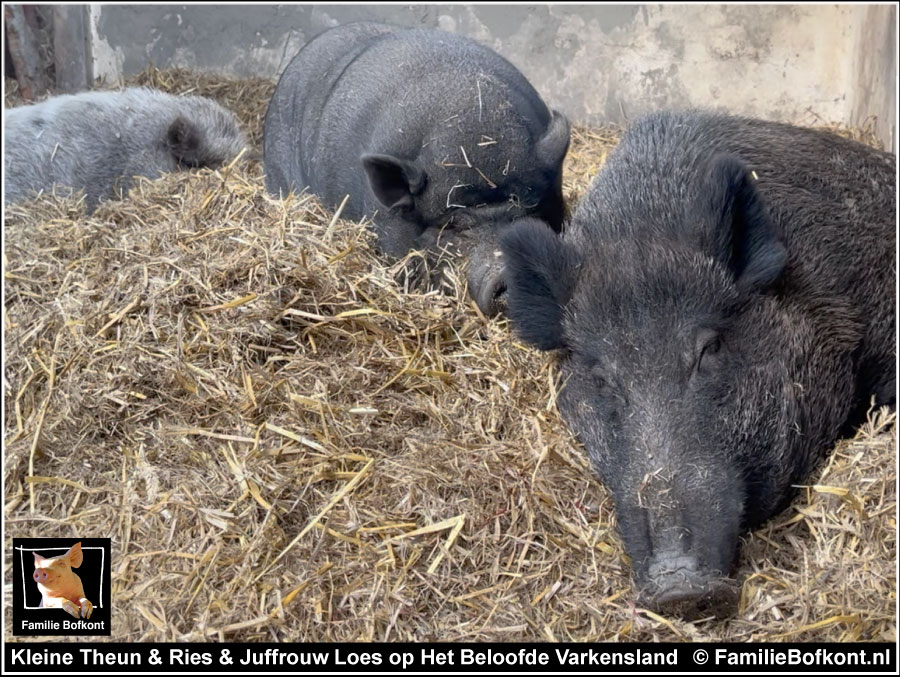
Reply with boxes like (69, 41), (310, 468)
(32, 542), (93, 619)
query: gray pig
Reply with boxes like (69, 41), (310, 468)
(501, 111), (896, 620)
(263, 22), (570, 315)
(4, 87), (246, 212)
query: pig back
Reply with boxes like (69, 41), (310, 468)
(5, 87), (245, 210)
(263, 22), (400, 200)
(4, 90), (170, 207)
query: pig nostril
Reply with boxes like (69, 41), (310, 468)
(492, 279), (507, 302)
(484, 278), (508, 317)
(473, 273), (508, 317)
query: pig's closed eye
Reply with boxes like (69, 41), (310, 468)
(447, 211), (477, 230)
(589, 365), (614, 395)
(696, 335), (723, 372)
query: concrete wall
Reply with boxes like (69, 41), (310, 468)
(87, 3), (896, 149)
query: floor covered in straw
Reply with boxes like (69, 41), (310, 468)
(3, 69), (896, 643)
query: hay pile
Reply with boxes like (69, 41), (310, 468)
(3, 69), (895, 643)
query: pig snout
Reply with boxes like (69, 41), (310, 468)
(639, 552), (739, 621)
(623, 504), (742, 621)
(468, 245), (507, 317)
(33, 569), (50, 584)
(467, 222), (524, 318)
(603, 446), (744, 621)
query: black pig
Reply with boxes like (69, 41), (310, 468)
(501, 111), (896, 620)
(4, 87), (246, 213)
(263, 22), (570, 315)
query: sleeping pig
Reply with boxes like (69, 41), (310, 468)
(5, 87), (246, 212)
(502, 111), (895, 620)
(263, 22), (570, 315)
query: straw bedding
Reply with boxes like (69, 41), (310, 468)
(3, 68), (895, 642)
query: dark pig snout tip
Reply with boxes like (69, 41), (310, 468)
(468, 247), (508, 317)
(33, 569), (48, 583)
(641, 572), (740, 621)
(639, 550), (740, 620)
(649, 579), (739, 621)
(475, 268), (508, 318)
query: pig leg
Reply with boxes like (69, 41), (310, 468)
(78, 597), (93, 619)
(60, 599), (81, 619)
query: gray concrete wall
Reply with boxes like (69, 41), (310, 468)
(87, 4), (896, 149)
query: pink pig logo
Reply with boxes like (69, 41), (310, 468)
(32, 542), (93, 619)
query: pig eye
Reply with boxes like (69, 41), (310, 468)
(589, 365), (613, 393)
(445, 212), (477, 232)
(697, 335), (723, 371)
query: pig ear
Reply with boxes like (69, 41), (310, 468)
(700, 154), (787, 291)
(65, 542), (83, 568)
(501, 218), (580, 350)
(361, 154), (426, 211)
(166, 115), (202, 165)
(535, 110), (571, 169)
(33, 552), (44, 566)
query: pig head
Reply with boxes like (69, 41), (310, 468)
(500, 112), (893, 620)
(33, 542), (93, 619)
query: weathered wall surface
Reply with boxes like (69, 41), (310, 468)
(88, 4), (896, 148)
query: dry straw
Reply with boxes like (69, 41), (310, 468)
(3, 68), (895, 642)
